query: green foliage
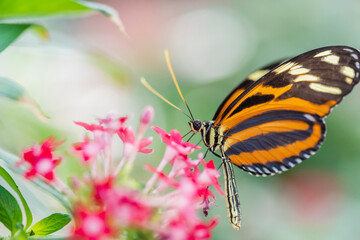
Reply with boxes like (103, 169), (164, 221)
(0, 185), (23, 235)
(0, 0), (125, 54)
(0, 24), (30, 52)
(0, 77), (49, 119)
(0, 167), (32, 230)
(0, 77), (26, 100)
(29, 213), (71, 236)
(0, 0), (90, 20)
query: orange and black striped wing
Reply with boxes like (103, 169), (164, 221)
(212, 60), (286, 120)
(214, 46), (360, 176)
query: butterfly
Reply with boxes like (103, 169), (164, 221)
(142, 46), (360, 229)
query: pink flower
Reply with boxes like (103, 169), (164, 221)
(117, 127), (153, 157)
(145, 164), (180, 190)
(141, 106), (154, 125)
(197, 158), (223, 195)
(18, 137), (62, 181)
(73, 136), (106, 162)
(152, 126), (200, 156)
(92, 177), (114, 202)
(160, 216), (218, 240)
(102, 188), (153, 227)
(98, 114), (127, 133)
(72, 207), (112, 240)
(74, 121), (105, 132)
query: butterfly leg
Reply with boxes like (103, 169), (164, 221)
(221, 154), (241, 229)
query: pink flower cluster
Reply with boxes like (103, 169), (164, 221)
(145, 127), (222, 239)
(18, 107), (222, 240)
(17, 137), (62, 181)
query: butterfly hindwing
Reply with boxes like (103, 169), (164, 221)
(214, 46), (360, 176)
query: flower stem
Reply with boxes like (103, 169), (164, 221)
(144, 151), (169, 194)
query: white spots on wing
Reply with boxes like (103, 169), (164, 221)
(303, 153), (310, 158)
(288, 65), (310, 75)
(321, 55), (340, 65)
(248, 69), (270, 81)
(288, 162), (295, 168)
(309, 150), (316, 155)
(295, 158), (302, 164)
(351, 53), (359, 60)
(314, 50), (332, 57)
(345, 77), (353, 85)
(274, 61), (296, 74)
(247, 166), (255, 172)
(355, 62), (360, 69)
(263, 168), (271, 174)
(294, 74), (319, 82)
(272, 166), (280, 173)
(343, 48), (354, 52)
(341, 66), (355, 78)
(356, 72), (359, 78)
(304, 114), (316, 122)
(280, 165), (288, 171)
(309, 83), (342, 95)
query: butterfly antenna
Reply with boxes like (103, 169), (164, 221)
(140, 77), (192, 120)
(164, 49), (195, 120)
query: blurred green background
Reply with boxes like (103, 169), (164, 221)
(1, 0), (360, 239)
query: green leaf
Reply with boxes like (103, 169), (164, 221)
(76, 0), (128, 36)
(0, 77), (49, 120)
(12, 228), (28, 240)
(0, 0), (91, 20)
(0, 24), (30, 52)
(0, 23), (50, 53)
(0, 167), (33, 230)
(0, 77), (24, 100)
(29, 213), (71, 236)
(0, 185), (23, 235)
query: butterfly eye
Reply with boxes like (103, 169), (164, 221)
(189, 120), (202, 132)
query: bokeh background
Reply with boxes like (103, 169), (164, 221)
(1, 0), (360, 239)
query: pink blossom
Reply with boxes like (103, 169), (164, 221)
(141, 106), (154, 125)
(98, 114), (127, 133)
(72, 207), (112, 240)
(152, 126), (200, 156)
(74, 121), (105, 132)
(73, 136), (106, 162)
(102, 188), (153, 227)
(160, 216), (218, 240)
(18, 137), (62, 181)
(117, 127), (153, 157)
(145, 164), (179, 189)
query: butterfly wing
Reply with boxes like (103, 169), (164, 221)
(214, 46), (360, 176)
(212, 60), (286, 120)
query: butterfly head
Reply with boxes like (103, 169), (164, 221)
(189, 119), (203, 133)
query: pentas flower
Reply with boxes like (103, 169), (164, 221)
(72, 206), (113, 240)
(98, 114), (127, 133)
(152, 126), (200, 157)
(73, 121), (111, 162)
(19, 107), (221, 240)
(101, 188), (153, 227)
(17, 137), (62, 181)
(117, 127), (153, 158)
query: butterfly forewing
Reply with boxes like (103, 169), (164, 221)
(212, 60), (286, 121)
(214, 46), (360, 176)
